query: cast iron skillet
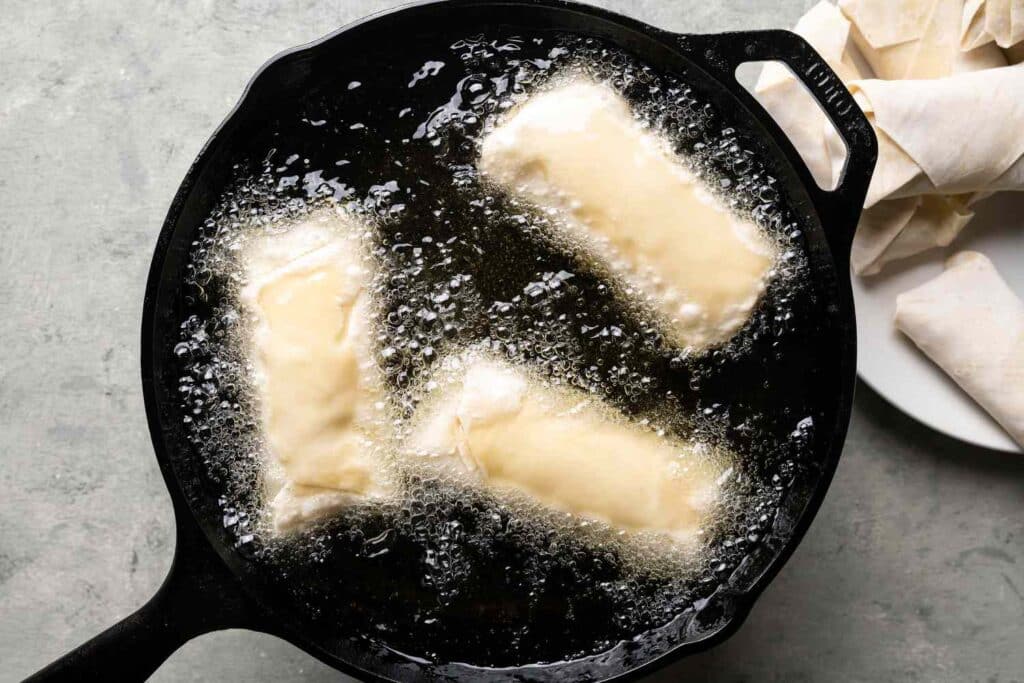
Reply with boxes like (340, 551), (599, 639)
(27, 0), (876, 680)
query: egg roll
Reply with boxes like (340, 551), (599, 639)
(852, 194), (974, 275)
(961, 0), (1024, 51)
(753, 2), (981, 274)
(828, 0), (1005, 273)
(410, 358), (725, 541)
(895, 251), (1024, 447)
(853, 65), (1024, 208)
(242, 213), (390, 532)
(839, 0), (1006, 79)
(479, 81), (774, 350)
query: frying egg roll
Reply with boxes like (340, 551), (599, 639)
(411, 357), (725, 541)
(479, 81), (774, 351)
(242, 213), (390, 532)
(895, 251), (1024, 447)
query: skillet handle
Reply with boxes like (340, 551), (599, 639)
(678, 29), (877, 260)
(23, 515), (257, 682)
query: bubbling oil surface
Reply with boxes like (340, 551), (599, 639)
(174, 32), (821, 668)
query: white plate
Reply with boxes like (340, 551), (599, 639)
(852, 192), (1024, 454)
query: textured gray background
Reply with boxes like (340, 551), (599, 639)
(1, 0), (1023, 681)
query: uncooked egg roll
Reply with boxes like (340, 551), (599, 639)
(961, 0), (1024, 51)
(754, 2), (994, 275)
(895, 251), (1024, 447)
(839, 0), (1006, 79)
(852, 194), (974, 275)
(853, 65), (1024, 208)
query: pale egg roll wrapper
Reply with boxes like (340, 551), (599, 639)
(834, 0), (1006, 273)
(961, 0), (1024, 51)
(895, 251), (1024, 447)
(853, 64), (1024, 208)
(840, 0), (1006, 79)
(851, 194), (973, 275)
(753, 1), (984, 274)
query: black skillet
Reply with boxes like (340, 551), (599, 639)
(27, 0), (876, 680)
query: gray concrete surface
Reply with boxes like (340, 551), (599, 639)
(1, 0), (1022, 681)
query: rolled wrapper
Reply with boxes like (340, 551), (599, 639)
(410, 357), (726, 541)
(961, 0), (1024, 50)
(833, 0), (1004, 272)
(896, 251), (1024, 447)
(839, 0), (1006, 79)
(851, 194), (974, 274)
(754, 1), (985, 273)
(852, 64), (1024, 208)
(479, 81), (774, 350)
(242, 214), (391, 532)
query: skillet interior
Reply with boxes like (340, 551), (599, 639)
(144, 1), (861, 680)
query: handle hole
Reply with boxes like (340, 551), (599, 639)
(735, 61), (848, 192)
